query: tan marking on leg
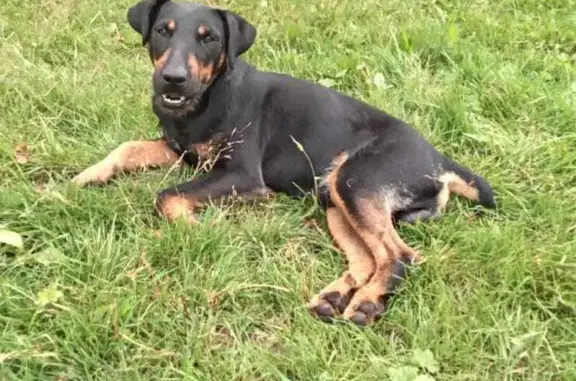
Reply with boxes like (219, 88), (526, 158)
(323, 154), (420, 325)
(157, 195), (201, 224)
(154, 48), (171, 70)
(342, 207), (398, 323)
(167, 20), (176, 31)
(308, 207), (375, 317)
(320, 151), (348, 193)
(437, 172), (479, 212)
(72, 140), (180, 186)
(157, 187), (271, 225)
(328, 207), (375, 288)
(331, 152), (349, 170)
(341, 197), (419, 324)
(390, 223), (424, 264)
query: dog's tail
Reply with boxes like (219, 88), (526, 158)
(440, 156), (496, 209)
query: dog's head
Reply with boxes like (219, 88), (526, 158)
(127, 0), (256, 115)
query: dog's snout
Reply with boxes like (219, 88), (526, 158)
(162, 66), (188, 85)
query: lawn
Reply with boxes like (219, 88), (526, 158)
(1, 0), (575, 379)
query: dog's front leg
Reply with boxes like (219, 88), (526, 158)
(72, 139), (181, 186)
(154, 169), (271, 224)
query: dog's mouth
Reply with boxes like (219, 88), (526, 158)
(161, 93), (189, 108)
(154, 88), (205, 116)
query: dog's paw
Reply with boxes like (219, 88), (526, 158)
(155, 193), (200, 225)
(307, 273), (363, 322)
(308, 290), (352, 322)
(72, 162), (115, 186)
(342, 285), (388, 326)
(343, 299), (386, 326)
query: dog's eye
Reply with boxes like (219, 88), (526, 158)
(157, 26), (171, 37)
(200, 34), (217, 45)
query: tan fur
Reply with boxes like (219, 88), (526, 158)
(192, 142), (217, 160)
(189, 133), (226, 161)
(154, 49), (171, 71)
(327, 207), (375, 287)
(187, 133), (229, 172)
(72, 140), (180, 186)
(167, 20), (176, 31)
(340, 197), (418, 323)
(217, 53), (226, 71)
(308, 207), (375, 314)
(157, 195), (200, 223)
(198, 25), (209, 35)
(188, 54), (215, 84)
(320, 152), (348, 192)
(437, 172), (479, 212)
(316, 152), (421, 324)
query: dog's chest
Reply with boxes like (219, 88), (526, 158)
(166, 130), (230, 170)
(189, 133), (227, 162)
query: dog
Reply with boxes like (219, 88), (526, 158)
(73, 0), (496, 326)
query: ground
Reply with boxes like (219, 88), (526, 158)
(1, 0), (575, 380)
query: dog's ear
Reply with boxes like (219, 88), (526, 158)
(127, 0), (171, 45)
(217, 10), (256, 70)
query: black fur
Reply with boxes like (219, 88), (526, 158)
(125, 0), (496, 220)
(127, 0), (171, 45)
(216, 9), (256, 70)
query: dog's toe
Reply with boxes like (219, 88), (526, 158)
(309, 301), (337, 322)
(323, 291), (350, 314)
(343, 297), (387, 326)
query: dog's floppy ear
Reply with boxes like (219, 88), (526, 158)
(127, 0), (171, 45)
(217, 10), (256, 70)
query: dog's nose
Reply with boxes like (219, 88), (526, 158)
(162, 67), (187, 85)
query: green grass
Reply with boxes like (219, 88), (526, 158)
(1, 0), (575, 379)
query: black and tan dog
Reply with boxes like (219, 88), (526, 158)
(73, 0), (496, 326)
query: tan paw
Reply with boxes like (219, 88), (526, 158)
(155, 194), (200, 225)
(72, 161), (115, 186)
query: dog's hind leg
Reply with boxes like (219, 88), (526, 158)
(308, 151), (424, 325)
(308, 153), (376, 321)
(339, 195), (420, 326)
(317, 145), (428, 326)
(72, 139), (181, 186)
(308, 205), (375, 322)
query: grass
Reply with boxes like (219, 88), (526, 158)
(1, 0), (575, 379)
